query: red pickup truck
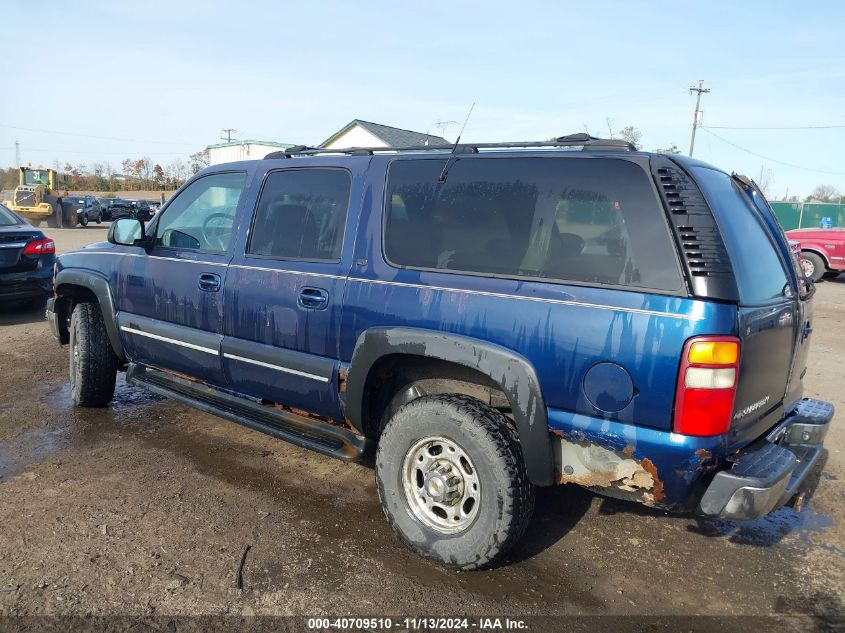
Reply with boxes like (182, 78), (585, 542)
(787, 228), (845, 281)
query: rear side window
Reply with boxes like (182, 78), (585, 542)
(692, 167), (789, 304)
(248, 169), (351, 262)
(384, 157), (683, 292)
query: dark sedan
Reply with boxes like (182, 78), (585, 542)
(0, 203), (56, 308)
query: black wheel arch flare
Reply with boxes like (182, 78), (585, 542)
(54, 269), (125, 361)
(345, 327), (554, 486)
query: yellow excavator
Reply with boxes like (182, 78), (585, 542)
(5, 167), (78, 228)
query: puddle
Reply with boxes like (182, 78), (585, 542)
(0, 375), (167, 480)
(40, 374), (164, 412)
(695, 505), (835, 548)
(0, 425), (69, 480)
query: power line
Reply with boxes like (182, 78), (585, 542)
(220, 128), (238, 143)
(702, 124), (845, 130)
(0, 124), (202, 147)
(688, 80), (710, 157)
(0, 146), (189, 157)
(699, 127), (845, 176)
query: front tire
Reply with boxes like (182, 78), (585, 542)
(69, 302), (118, 407)
(376, 394), (535, 570)
(801, 251), (826, 282)
(80, 212), (89, 227)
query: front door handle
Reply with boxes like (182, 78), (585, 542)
(802, 321), (813, 341)
(198, 272), (221, 292)
(298, 287), (329, 310)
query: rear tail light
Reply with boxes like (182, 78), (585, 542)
(22, 237), (56, 256)
(673, 336), (740, 436)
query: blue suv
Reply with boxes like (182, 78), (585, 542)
(46, 134), (833, 570)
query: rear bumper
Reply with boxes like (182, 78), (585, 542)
(0, 269), (53, 302)
(698, 398), (833, 520)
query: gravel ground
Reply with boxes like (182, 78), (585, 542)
(0, 228), (842, 627)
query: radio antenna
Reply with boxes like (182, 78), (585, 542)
(454, 102), (475, 146)
(438, 102), (476, 183)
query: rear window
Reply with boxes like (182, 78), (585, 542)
(0, 204), (19, 226)
(692, 167), (790, 304)
(384, 157), (683, 292)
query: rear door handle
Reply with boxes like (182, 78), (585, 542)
(198, 272), (221, 292)
(298, 287), (329, 310)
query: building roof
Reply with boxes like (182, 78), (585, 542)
(320, 120), (449, 148)
(206, 139), (294, 150)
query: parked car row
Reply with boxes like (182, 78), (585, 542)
(96, 198), (158, 222)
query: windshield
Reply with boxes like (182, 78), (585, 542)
(23, 170), (50, 186)
(64, 198), (86, 210)
(0, 204), (20, 226)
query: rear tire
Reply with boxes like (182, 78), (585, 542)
(801, 251), (826, 282)
(376, 394), (535, 570)
(69, 302), (118, 407)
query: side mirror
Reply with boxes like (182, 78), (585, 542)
(108, 218), (147, 247)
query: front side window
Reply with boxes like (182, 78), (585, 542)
(248, 169), (351, 261)
(155, 172), (246, 252)
(384, 157), (683, 292)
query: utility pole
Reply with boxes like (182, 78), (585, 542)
(220, 128), (237, 143)
(14, 140), (20, 166)
(688, 80), (710, 157)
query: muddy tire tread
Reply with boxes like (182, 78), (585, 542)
(70, 301), (118, 407)
(376, 394), (535, 570)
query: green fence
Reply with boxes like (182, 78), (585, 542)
(770, 202), (845, 230)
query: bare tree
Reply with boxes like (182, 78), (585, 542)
(806, 184), (841, 203)
(189, 148), (210, 174)
(652, 144), (681, 154)
(618, 126), (642, 149)
(757, 168), (775, 198)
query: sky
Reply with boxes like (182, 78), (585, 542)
(2, 0), (844, 199)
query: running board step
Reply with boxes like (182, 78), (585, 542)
(126, 363), (370, 461)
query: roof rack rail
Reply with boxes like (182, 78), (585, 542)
(262, 134), (636, 159)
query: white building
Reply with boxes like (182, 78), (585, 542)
(206, 140), (293, 165)
(321, 120), (448, 149)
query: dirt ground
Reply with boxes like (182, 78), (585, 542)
(0, 228), (842, 626)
